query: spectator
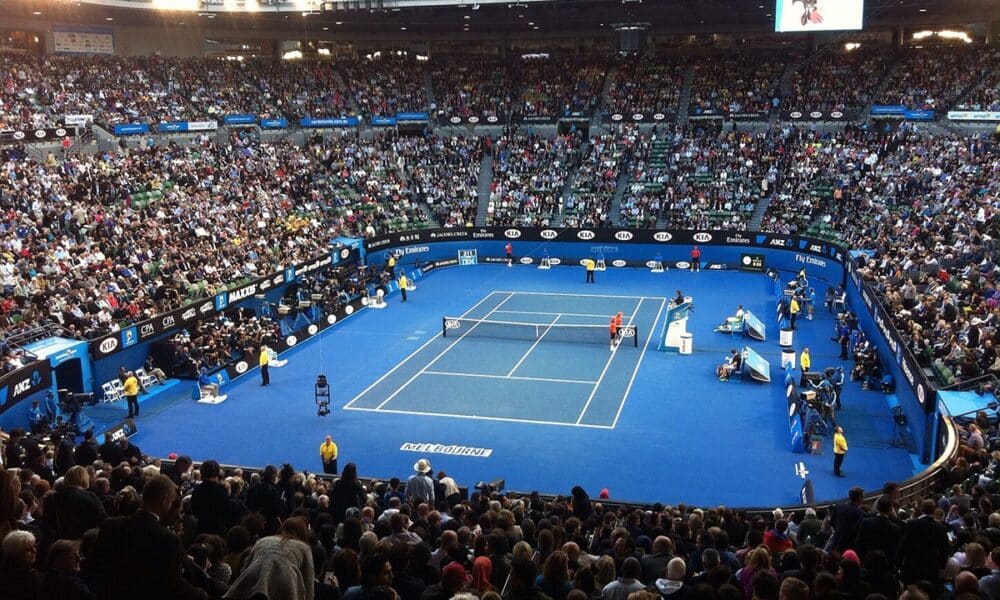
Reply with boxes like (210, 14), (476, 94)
(93, 474), (207, 600)
(40, 465), (107, 545)
(226, 516), (315, 600)
(191, 460), (239, 536)
(603, 556), (644, 600)
(41, 538), (95, 600)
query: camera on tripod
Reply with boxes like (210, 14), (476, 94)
(315, 375), (331, 417)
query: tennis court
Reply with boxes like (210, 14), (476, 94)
(344, 291), (666, 427)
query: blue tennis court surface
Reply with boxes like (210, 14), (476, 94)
(345, 291), (664, 427)
(120, 264), (919, 507)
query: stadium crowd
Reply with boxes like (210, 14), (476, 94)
(0, 130), (481, 342)
(488, 132), (578, 227)
(876, 49), (982, 112)
(688, 54), (783, 116)
(605, 57), (685, 118)
(0, 418), (998, 600)
(515, 56), (607, 118)
(785, 48), (891, 115)
(431, 56), (514, 121)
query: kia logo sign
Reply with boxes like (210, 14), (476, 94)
(790, 111), (803, 119)
(576, 230), (595, 240)
(653, 232), (673, 242)
(645, 260), (661, 268)
(55, 128), (67, 137)
(611, 113), (624, 121)
(917, 384), (926, 406)
(519, 257), (533, 264)
(13, 131), (24, 140)
(540, 229), (558, 240)
(614, 231), (634, 241)
(340, 248), (350, 259)
(307, 324), (318, 335)
(612, 259), (627, 267)
(632, 113), (644, 121)
(285, 335), (298, 347)
(99, 337), (119, 354)
(548, 258), (561, 266)
(675, 261), (691, 270)
(504, 229), (522, 239)
(345, 305), (354, 315)
(450, 116), (461, 124)
(579, 259), (590, 266)
(693, 232), (712, 242)
(327, 314), (337, 324)
(34, 129), (46, 138)
(181, 308), (197, 320)
(468, 116), (480, 124)
(235, 361), (249, 374)
(831, 111), (844, 119)
(653, 113), (666, 121)
(810, 111), (822, 119)
(487, 116), (498, 123)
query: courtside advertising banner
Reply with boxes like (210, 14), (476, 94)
(775, 0), (863, 32)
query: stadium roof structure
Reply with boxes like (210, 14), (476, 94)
(3, 0), (997, 37)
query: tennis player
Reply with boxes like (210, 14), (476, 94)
(615, 311), (624, 342)
(609, 316), (618, 351)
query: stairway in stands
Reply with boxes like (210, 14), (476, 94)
(676, 64), (695, 125)
(553, 139), (588, 227)
(608, 169), (632, 227)
(747, 196), (774, 231)
(424, 70), (436, 114)
(861, 53), (906, 119)
(596, 63), (618, 120)
(475, 152), (494, 226)
(773, 57), (802, 123)
(333, 71), (361, 116)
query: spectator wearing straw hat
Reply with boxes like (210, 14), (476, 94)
(407, 459), (435, 505)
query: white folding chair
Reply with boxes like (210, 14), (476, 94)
(135, 368), (156, 390)
(101, 381), (122, 403)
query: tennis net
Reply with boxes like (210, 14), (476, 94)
(441, 317), (638, 347)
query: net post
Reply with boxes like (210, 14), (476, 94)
(633, 326), (639, 347)
(442, 317), (447, 338)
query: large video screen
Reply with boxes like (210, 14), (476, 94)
(775, 0), (863, 32)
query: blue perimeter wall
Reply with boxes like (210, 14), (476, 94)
(372, 240), (846, 285)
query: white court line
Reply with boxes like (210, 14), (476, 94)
(575, 298), (643, 425)
(374, 292), (515, 410)
(423, 370), (596, 385)
(344, 405), (614, 429)
(343, 291), (501, 409)
(492, 290), (666, 301)
(506, 314), (559, 377)
(610, 298), (667, 429)
(493, 309), (618, 319)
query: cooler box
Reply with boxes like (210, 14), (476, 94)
(679, 333), (693, 355)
